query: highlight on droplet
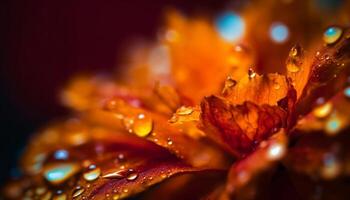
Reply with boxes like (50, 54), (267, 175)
(215, 11), (245, 42)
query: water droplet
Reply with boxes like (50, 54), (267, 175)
(176, 106), (194, 115)
(313, 102), (333, 118)
(102, 170), (126, 179)
(83, 165), (101, 181)
(72, 186), (85, 198)
(286, 45), (303, 73)
(323, 27), (343, 45)
(248, 68), (256, 79)
(53, 149), (69, 160)
(266, 143), (286, 160)
(126, 173), (138, 181)
(132, 114), (153, 137)
(43, 163), (80, 185)
(222, 76), (237, 96)
(167, 138), (173, 146)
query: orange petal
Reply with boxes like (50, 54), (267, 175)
(200, 95), (289, 157)
(294, 27), (350, 116)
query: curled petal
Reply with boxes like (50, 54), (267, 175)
(200, 95), (289, 157)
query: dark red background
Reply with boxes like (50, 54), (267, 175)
(0, 0), (234, 184)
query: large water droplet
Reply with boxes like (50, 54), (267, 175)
(323, 27), (343, 45)
(126, 173), (138, 181)
(176, 106), (194, 115)
(132, 114), (153, 137)
(83, 165), (101, 181)
(43, 163), (80, 185)
(72, 186), (85, 198)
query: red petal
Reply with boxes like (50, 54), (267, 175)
(200, 95), (289, 157)
(4, 130), (210, 199)
(224, 130), (287, 199)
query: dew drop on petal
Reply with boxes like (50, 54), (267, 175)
(176, 106), (194, 115)
(43, 163), (80, 185)
(126, 172), (138, 181)
(167, 138), (173, 146)
(132, 114), (153, 137)
(102, 170), (126, 179)
(286, 45), (303, 73)
(72, 186), (85, 198)
(267, 143), (286, 160)
(83, 165), (101, 182)
(323, 26), (342, 45)
(248, 68), (256, 79)
(222, 76), (237, 96)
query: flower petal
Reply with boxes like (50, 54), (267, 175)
(200, 95), (289, 157)
(5, 131), (211, 200)
(293, 27), (350, 116)
(224, 130), (287, 200)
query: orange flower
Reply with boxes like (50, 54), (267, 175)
(3, 1), (350, 200)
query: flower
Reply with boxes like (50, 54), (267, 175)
(3, 1), (350, 200)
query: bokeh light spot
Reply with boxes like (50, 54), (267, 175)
(215, 11), (245, 42)
(270, 22), (289, 43)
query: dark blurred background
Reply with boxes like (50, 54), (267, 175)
(0, 0), (233, 185)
